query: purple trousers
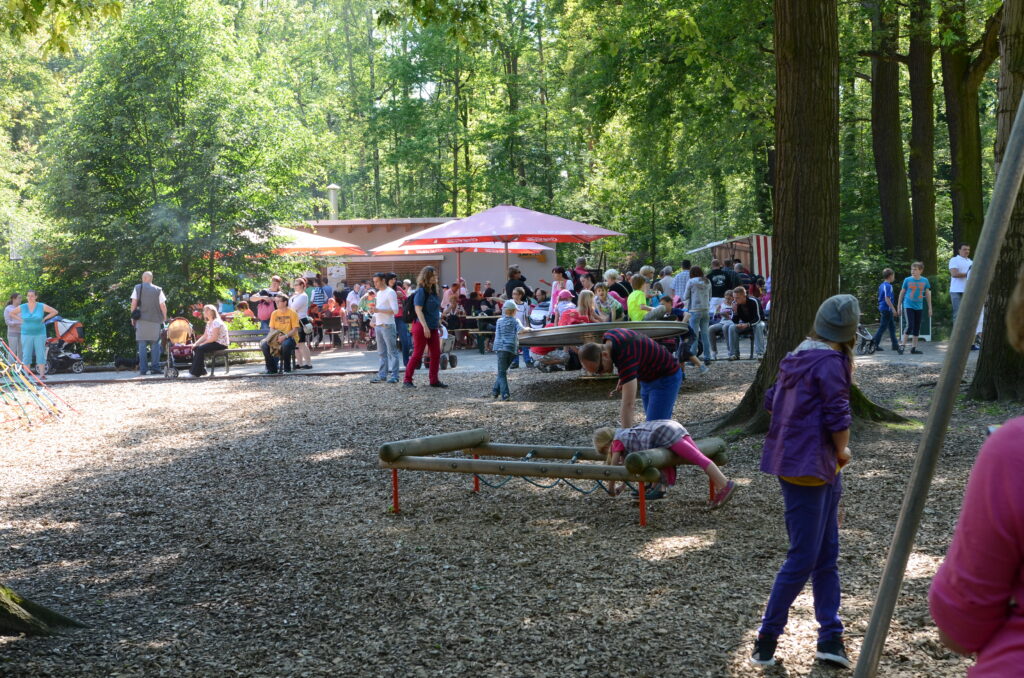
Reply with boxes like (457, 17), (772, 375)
(759, 475), (844, 641)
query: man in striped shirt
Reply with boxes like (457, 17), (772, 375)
(579, 328), (682, 428)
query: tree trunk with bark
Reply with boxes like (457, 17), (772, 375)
(969, 0), (1024, 401)
(716, 0), (840, 434)
(868, 1), (914, 257)
(940, 1), (1003, 249)
(0, 584), (85, 635)
(717, 0), (904, 435)
(908, 0), (937, 274)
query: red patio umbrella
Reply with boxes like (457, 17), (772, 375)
(272, 226), (366, 256)
(397, 205), (623, 269)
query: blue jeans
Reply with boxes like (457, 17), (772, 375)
(137, 339), (162, 374)
(376, 323), (400, 380)
(639, 369), (683, 420)
(493, 350), (515, 398)
(872, 309), (898, 349)
(518, 346), (534, 366)
(395, 318), (412, 366)
(950, 292), (963, 326)
(262, 337), (296, 373)
(689, 310), (711, 360)
(760, 476), (844, 641)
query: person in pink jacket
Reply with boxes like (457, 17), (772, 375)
(929, 266), (1024, 676)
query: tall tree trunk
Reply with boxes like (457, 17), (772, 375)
(718, 0), (841, 433)
(940, 1), (1003, 249)
(969, 0), (1024, 401)
(868, 1), (914, 257)
(908, 0), (937, 274)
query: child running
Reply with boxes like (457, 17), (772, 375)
(750, 294), (858, 668)
(593, 419), (736, 505)
(897, 261), (932, 354)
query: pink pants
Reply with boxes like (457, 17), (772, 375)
(662, 435), (712, 486)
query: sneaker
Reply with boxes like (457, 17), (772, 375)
(874, 344), (885, 352)
(501, 395), (511, 401)
(699, 364), (710, 376)
(526, 361), (536, 368)
(897, 346), (905, 355)
(816, 634), (852, 669)
(708, 480), (737, 509)
(729, 355), (740, 361)
(386, 378), (399, 383)
(403, 382), (415, 388)
(300, 364), (313, 370)
(508, 363), (519, 369)
(429, 382), (449, 388)
(370, 378), (384, 384)
(711, 353), (719, 361)
(910, 348), (923, 355)
(970, 343), (980, 351)
(751, 635), (778, 666)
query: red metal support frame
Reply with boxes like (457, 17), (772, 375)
(391, 468), (400, 514)
(638, 481), (647, 527)
(473, 454), (480, 492)
(709, 478), (714, 503)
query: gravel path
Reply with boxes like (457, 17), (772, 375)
(0, 359), (1012, 677)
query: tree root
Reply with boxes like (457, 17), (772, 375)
(0, 585), (85, 636)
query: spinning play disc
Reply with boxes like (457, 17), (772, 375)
(517, 321), (688, 348)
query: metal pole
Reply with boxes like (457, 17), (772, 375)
(391, 468), (400, 514)
(854, 91), (1024, 677)
(639, 482), (647, 527)
(473, 454), (480, 492)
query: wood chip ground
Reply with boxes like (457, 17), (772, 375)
(1, 360), (1015, 676)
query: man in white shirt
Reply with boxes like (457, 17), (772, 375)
(370, 273), (400, 383)
(949, 243), (972, 326)
(129, 271), (168, 376)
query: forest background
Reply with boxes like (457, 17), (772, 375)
(0, 0), (1007, 355)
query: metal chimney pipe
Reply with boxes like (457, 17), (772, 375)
(326, 184), (340, 220)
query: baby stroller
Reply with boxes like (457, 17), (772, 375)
(162, 317), (197, 378)
(855, 316), (878, 355)
(423, 327), (458, 370)
(44, 318), (85, 374)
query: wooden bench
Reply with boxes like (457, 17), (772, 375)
(208, 329), (267, 375)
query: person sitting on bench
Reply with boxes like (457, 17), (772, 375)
(727, 286), (766, 360)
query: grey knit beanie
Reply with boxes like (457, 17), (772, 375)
(814, 294), (861, 343)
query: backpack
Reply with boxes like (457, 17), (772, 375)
(402, 290), (418, 320)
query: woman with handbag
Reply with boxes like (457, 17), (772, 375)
(289, 278), (313, 370)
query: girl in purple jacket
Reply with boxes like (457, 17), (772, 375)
(750, 294), (859, 669)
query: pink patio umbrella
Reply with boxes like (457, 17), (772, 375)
(397, 205), (624, 270)
(370, 233), (552, 281)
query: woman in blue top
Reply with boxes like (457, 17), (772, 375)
(9, 289), (59, 379)
(403, 266), (447, 389)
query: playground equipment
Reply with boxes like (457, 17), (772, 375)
(517, 320), (688, 349)
(0, 338), (74, 430)
(379, 429), (727, 526)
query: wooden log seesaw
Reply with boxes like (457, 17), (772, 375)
(378, 428), (728, 526)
